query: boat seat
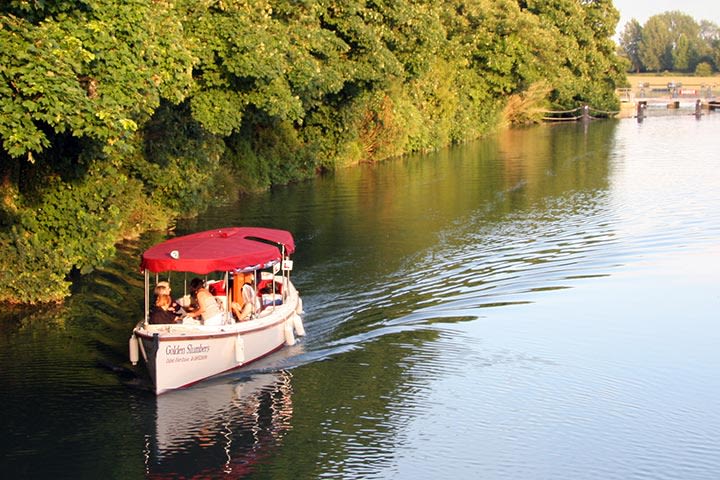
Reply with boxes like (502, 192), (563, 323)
(207, 280), (226, 296)
(261, 293), (283, 308)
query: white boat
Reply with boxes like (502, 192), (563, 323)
(129, 227), (305, 394)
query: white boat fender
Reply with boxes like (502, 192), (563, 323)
(292, 313), (305, 337)
(129, 334), (139, 365)
(295, 297), (304, 315)
(284, 320), (296, 346)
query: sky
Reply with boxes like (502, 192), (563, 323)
(613, 0), (720, 37)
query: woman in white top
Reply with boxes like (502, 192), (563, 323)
(186, 278), (223, 325)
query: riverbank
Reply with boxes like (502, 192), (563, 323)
(616, 74), (719, 118)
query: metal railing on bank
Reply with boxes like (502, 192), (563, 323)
(540, 105), (620, 122)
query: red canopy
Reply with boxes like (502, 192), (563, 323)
(141, 227), (295, 274)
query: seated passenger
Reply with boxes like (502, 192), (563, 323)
(149, 293), (181, 324)
(153, 281), (181, 315)
(231, 272), (260, 321)
(184, 278), (223, 325)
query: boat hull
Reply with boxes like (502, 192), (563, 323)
(132, 283), (303, 394)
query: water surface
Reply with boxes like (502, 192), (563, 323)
(1, 115), (719, 479)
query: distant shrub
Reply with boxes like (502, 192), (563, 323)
(501, 81), (553, 126)
(225, 115), (317, 191)
(695, 62), (713, 77)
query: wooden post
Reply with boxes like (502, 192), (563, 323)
(636, 101), (646, 120)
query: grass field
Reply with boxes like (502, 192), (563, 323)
(625, 74), (719, 89)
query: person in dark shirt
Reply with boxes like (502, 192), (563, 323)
(154, 281), (181, 315)
(149, 292), (180, 324)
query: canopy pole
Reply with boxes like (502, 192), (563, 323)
(144, 270), (150, 326)
(282, 245), (289, 302)
(224, 271), (230, 322)
(252, 270), (258, 317)
(271, 263), (277, 311)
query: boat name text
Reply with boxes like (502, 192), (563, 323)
(166, 343), (211, 356)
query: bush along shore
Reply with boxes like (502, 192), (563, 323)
(0, 0), (624, 304)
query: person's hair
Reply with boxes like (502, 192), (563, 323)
(155, 293), (171, 308)
(154, 281), (170, 296)
(190, 277), (204, 292)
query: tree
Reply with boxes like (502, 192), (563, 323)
(0, 0), (198, 304)
(518, 0), (623, 110)
(698, 20), (720, 71)
(673, 34), (690, 71)
(695, 61), (712, 76)
(639, 15), (673, 71)
(639, 11), (701, 72)
(619, 19), (643, 72)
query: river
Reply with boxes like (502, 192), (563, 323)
(1, 113), (719, 479)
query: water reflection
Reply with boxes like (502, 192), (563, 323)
(146, 372), (294, 478)
(289, 121), (620, 352)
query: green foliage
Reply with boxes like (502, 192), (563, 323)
(134, 101), (226, 216)
(225, 114), (317, 190)
(0, 159), (165, 304)
(2, 1), (82, 21)
(451, 67), (504, 142)
(517, 0), (623, 111)
(185, 0), (350, 136)
(0, 1), (194, 159)
(0, 0), (627, 303)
